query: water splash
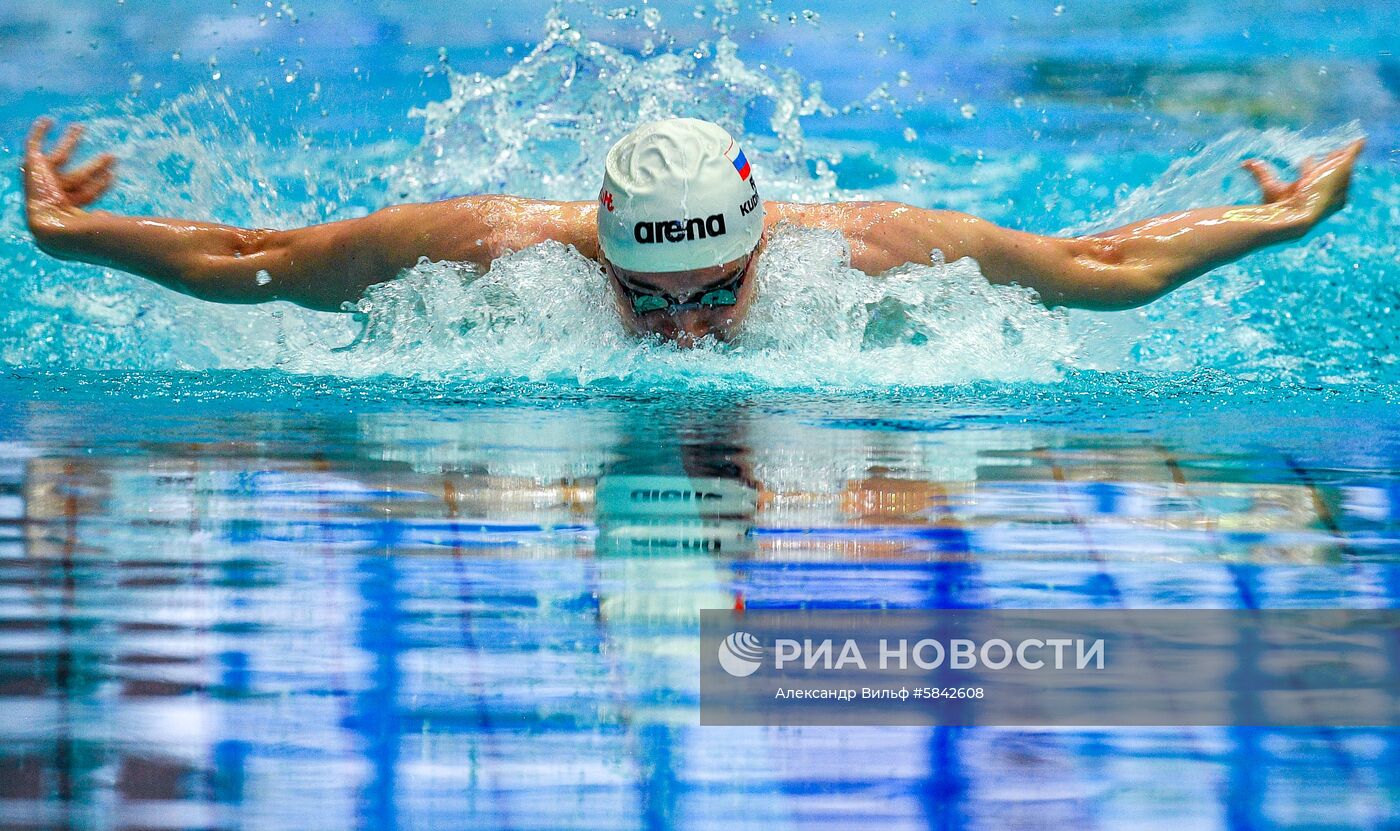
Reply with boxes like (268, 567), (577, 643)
(1062, 123), (1394, 385)
(394, 8), (836, 203)
(0, 3), (1391, 392)
(332, 225), (1075, 388)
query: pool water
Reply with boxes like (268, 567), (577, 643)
(2, 0), (1399, 828)
(3, 378), (1399, 828)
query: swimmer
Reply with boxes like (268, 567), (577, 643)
(22, 116), (1363, 346)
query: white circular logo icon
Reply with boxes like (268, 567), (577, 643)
(718, 631), (764, 677)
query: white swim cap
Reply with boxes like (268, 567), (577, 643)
(598, 118), (764, 273)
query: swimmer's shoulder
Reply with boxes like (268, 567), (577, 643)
(515, 198), (601, 260)
(763, 201), (942, 273)
(433, 196), (601, 261)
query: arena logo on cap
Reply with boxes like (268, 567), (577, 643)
(633, 214), (727, 244)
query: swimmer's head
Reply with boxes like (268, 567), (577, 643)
(597, 118), (765, 345)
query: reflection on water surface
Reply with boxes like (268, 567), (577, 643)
(2, 395), (1398, 828)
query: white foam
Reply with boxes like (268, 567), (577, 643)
(0, 4), (1383, 390)
(323, 225), (1075, 387)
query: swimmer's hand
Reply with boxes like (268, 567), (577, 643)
(22, 118), (117, 249)
(1241, 139), (1364, 228)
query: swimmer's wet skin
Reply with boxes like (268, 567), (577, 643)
(22, 115), (1363, 347)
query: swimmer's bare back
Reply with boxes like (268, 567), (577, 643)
(23, 118), (1362, 313)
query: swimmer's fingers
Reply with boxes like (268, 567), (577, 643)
(22, 118), (65, 205)
(1330, 140), (1365, 191)
(69, 164), (116, 207)
(21, 118), (117, 215)
(1241, 159), (1292, 203)
(61, 153), (115, 192)
(1294, 140), (1363, 187)
(24, 117), (54, 162)
(1298, 139), (1365, 219)
(1308, 140), (1364, 181)
(22, 118), (57, 184)
(48, 124), (84, 169)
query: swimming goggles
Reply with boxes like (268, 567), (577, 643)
(611, 252), (753, 315)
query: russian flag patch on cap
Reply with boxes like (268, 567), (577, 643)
(725, 140), (751, 180)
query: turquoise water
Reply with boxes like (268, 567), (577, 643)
(1, 0), (1396, 390)
(1, 0), (1399, 828)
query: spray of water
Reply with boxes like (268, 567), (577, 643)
(0, 3), (1387, 391)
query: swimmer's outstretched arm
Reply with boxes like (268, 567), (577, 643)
(22, 118), (597, 312)
(813, 140), (1363, 310)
